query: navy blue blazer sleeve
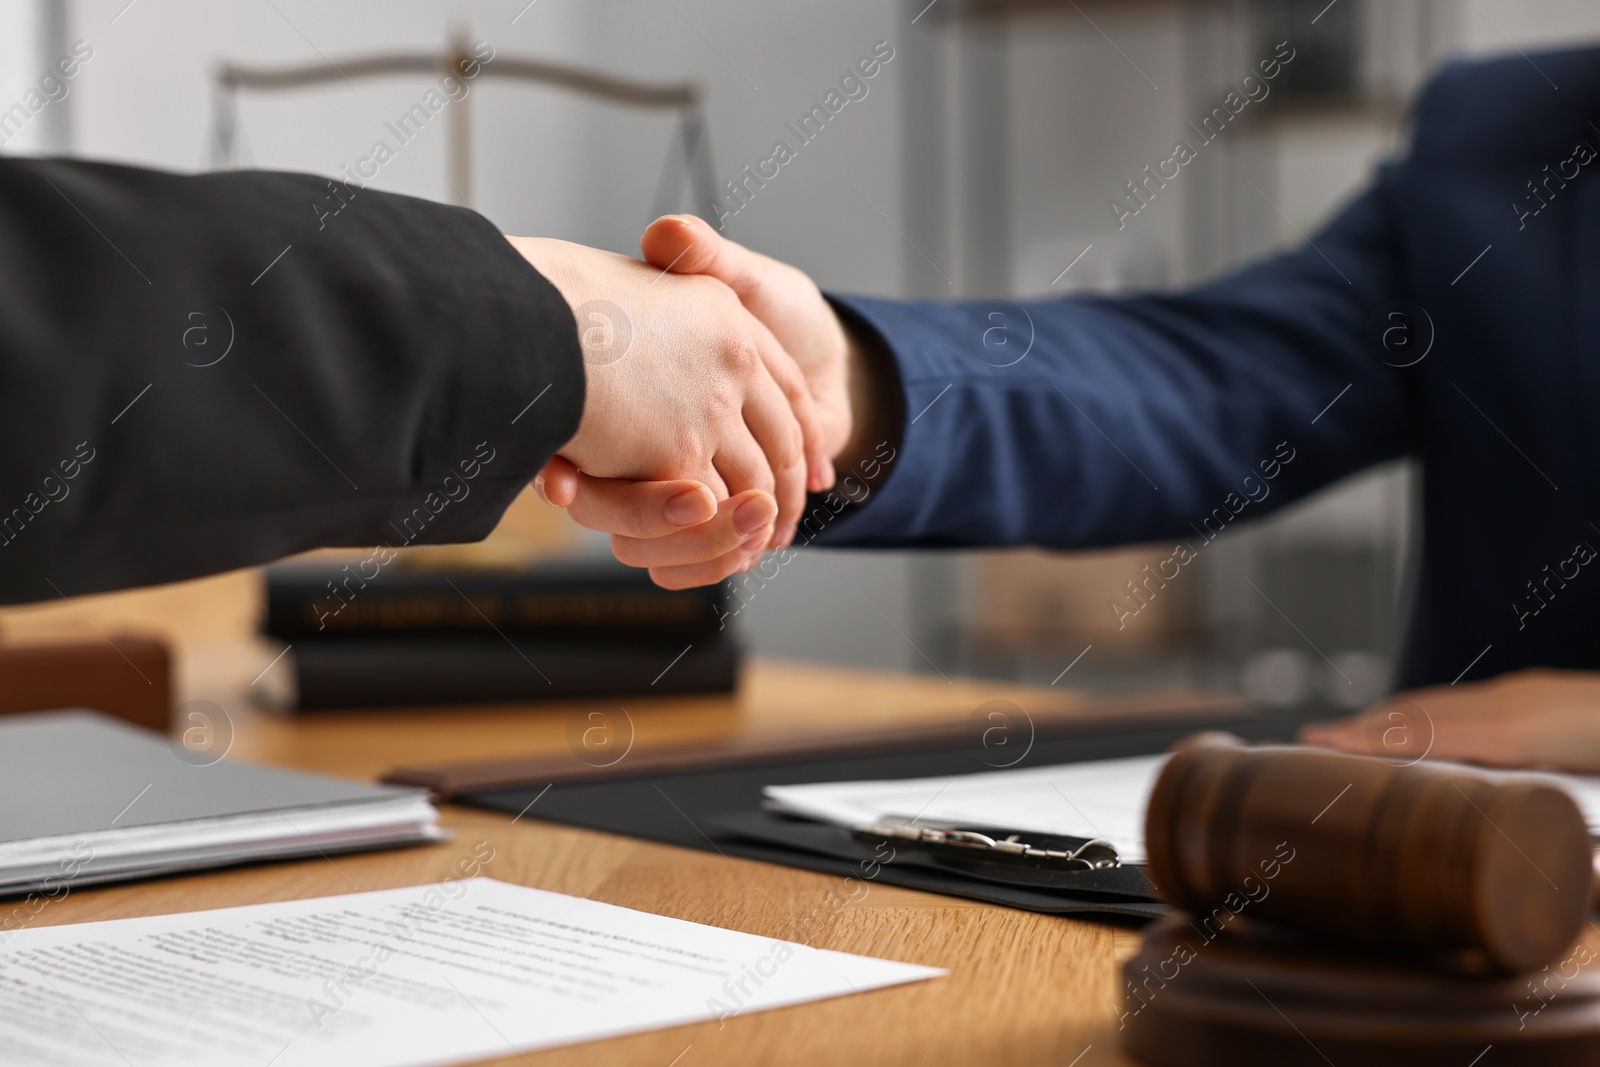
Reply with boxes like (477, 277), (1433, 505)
(0, 158), (583, 605)
(817, 166), (1420, 550)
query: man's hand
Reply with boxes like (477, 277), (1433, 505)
(1299, 668), (1600, 773)
(641, 215), (856, 460)
(509, 236), (832, 552)
(535, 218), (899, 588)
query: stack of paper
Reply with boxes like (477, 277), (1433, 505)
(765, 753), (1600, 865)
(0, 709), (442, 895)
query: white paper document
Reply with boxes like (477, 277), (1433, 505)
(0, 877), (942, 1067)
(765, 754), (1166, 864)
(764, 753), (1600, 867)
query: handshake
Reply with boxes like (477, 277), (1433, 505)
(507, 216), (889, 590)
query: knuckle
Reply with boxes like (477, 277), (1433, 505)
(784, 421), (806, 465)
(626, 493), (669, 533)
(707, 381), (741, 415)
(690, 533), (732, 562)
(769, 425), (805, 475)
(774, 371), (805, 406)
(769, 355), (804, 395)
(724, 335), (761, 377)
(673, 427), (716, 470)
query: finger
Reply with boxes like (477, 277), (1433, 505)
(648, 528), (772, 590)
(535, 456), (581, 508)
(545, 456), (728, 512)
(725, 357), (807, 550)
(713, 434), (778, 521)
(611, 491), (776, 569)
(644, 218), (837, 492)
(642, 215), (768, 299)
(745, 312), (834, 493)
(557, 473), (720, 539)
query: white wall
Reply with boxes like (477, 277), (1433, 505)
(56, 0), (922, 668)
(64, 0), (907, 289)
(1458, 0), (1600, 51)
(0, 0), (70, 154)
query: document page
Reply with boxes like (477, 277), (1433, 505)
(765, 754), (1165, 863)
(0, 878), (942, 1067)
(765, 753), (1600, 867)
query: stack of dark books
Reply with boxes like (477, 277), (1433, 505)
(260, 558), (737, 710)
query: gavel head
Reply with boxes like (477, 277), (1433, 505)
(1144, 733), (1593, 973)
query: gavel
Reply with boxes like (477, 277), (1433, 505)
(1144, 734), (1594, 972)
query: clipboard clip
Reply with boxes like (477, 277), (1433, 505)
(853, 815), (1120, 870)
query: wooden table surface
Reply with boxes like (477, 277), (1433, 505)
(22, 658), (1159, 1067)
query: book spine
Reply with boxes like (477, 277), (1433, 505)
(266, 581), (723, 642)
(287, 639), (740, 710)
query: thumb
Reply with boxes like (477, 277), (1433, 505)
(534, 456), (580, 507)
(641, 214), (769, 300)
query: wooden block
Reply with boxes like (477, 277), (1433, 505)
(1128, 736), (1600, 1064)
(1121, 915), (1600, 1066)
(0, 638), (171, 732)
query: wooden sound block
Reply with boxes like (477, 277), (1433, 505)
(0, 637), (171, 732)
(1121, 915), (1600, 1067)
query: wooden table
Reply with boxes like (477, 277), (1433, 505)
(22, 659), (1158, 1067)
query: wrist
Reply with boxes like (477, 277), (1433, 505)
(831, 310), (903, 474)
(505, 236), (585, 310)
(505, 235), (598, 459)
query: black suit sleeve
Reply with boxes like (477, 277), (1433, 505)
(0, 158), (584, 605)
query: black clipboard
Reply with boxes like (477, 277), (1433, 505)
(457, 702), (1308, 920)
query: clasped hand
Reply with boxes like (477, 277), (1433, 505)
(508, 218), (859, 589)
(516, 227), (1600, 777)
